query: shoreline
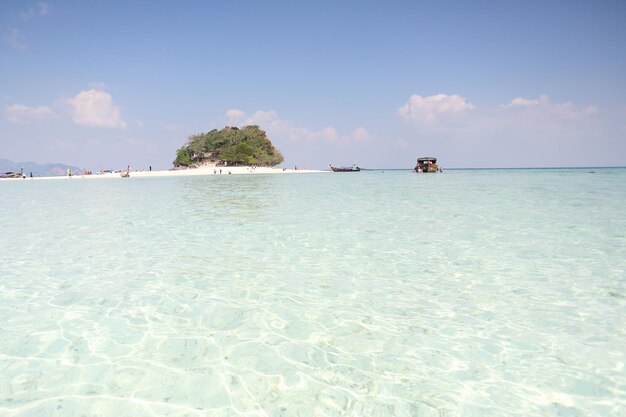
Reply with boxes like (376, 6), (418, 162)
(1, 166), (328, 181)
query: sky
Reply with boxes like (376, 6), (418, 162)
(1, 0), (625, 170)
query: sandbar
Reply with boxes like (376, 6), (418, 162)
(2, 166), (327, 181)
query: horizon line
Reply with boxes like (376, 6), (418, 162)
(359, 165), (626, 171)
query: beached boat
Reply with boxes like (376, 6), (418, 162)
(0, 171), (24, 179)
(414, 157), (440, 173)
(329, 164), (360, 172)
(120, 171), (130, 178)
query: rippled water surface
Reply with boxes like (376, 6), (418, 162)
(1, 169), (625, 416)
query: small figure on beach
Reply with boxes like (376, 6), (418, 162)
(149, 165), (152, 171)
(220, 169), (222, 174)
(214, 169), (217, 174)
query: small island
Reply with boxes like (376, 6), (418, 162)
(6, 125), (326, 180)
(174, 125), (284, 168)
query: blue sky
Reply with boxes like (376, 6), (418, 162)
(1, 0), (625, 169)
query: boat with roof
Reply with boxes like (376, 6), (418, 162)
(414, 157), (440, 173)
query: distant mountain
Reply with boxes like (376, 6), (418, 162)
(0, 159), (81, 177)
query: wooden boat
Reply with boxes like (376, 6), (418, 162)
(120, 170), (130, 178)
(414, 157), (439, 173)
(329, 164), (360, 172)
(0, 171), (23, 179)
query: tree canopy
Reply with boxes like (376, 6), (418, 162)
(173, 125), (284, 167)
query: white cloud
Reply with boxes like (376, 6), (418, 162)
(351, 127), (370, 141)
(68, 89), (126, 128)
(5, 104), (55, 124)
(225, 108), (245, 124)
(244, 110), (279, 126)
(4, 27), (27, 50)
(552, 102), (598, 119)
(398, 94), (475, 123)
(320, 127), (338, 141)
(500, 95), (598, 119)
(227, 109), (284, 129)
(501, 96), (546, 108)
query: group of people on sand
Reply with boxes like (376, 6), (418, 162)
(213, 169), (231, 174)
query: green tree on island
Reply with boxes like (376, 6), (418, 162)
(173, 125), (284, 167)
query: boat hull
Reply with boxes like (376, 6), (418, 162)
(414, 164), (439, 173)
(330, 166), (360, 172)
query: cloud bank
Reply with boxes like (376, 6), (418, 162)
(500, 95), (598, 119)
(225, 108), (370, 143)
(501, 96), (546, 108)
(5, 88), (127, 129)
(4, 104), (55, 124)
(397, 93), (600, 134)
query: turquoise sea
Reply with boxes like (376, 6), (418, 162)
(1, 168), (625, 417)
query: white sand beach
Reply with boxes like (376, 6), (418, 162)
(3, 166), (327, 181)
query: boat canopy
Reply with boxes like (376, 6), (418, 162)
(417, 157), (437, 163)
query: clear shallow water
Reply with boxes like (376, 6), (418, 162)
(0, 169), (625, 417)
